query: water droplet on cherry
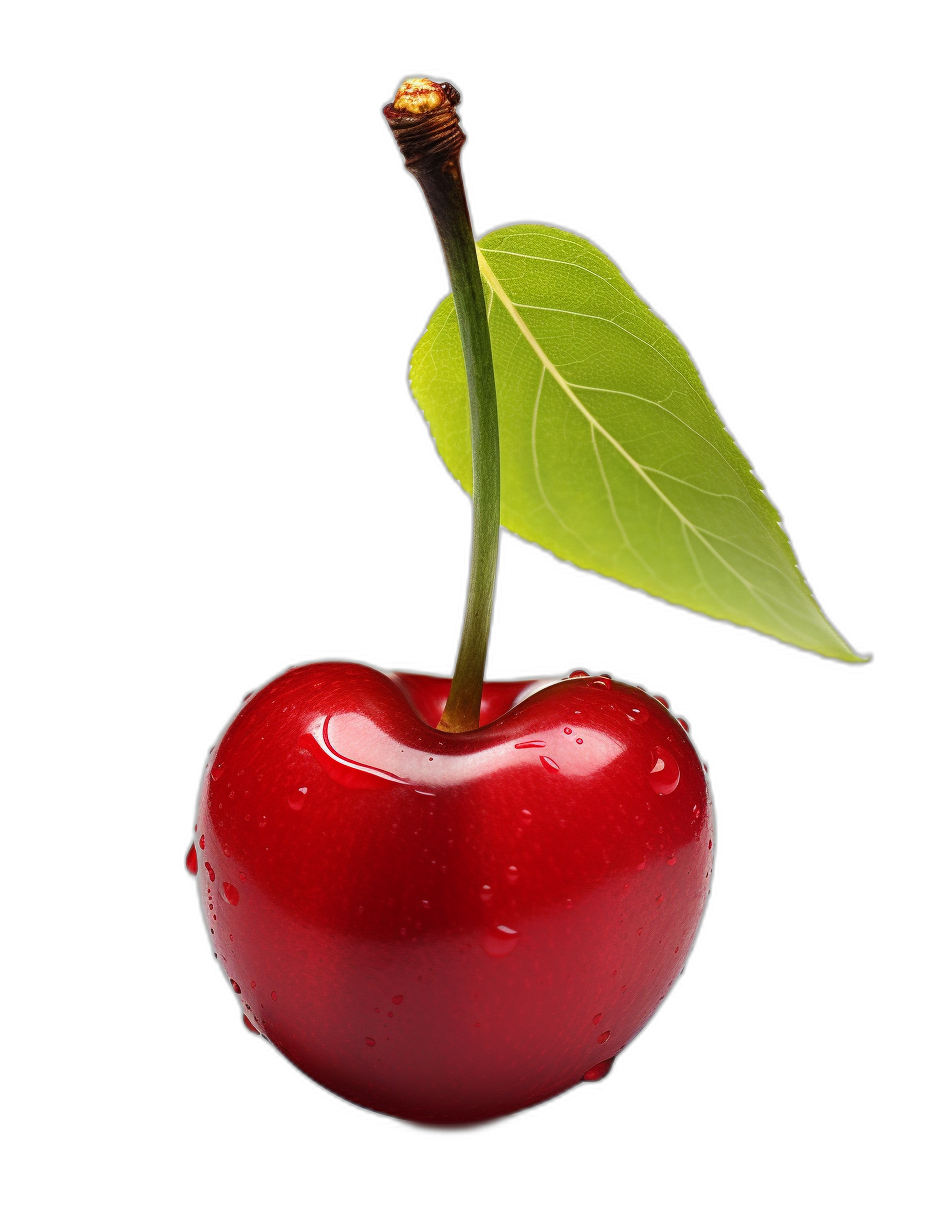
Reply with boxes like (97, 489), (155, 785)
(204, 861), (216, 882)
(592, 1012), (603, 1025)
(483, 924), (520, 957)
(582, 1056), (616, 1082)
(479, 884), (493, 902)
(365, 1037), (375, 1047)
(591, 677), (611, 689)
(243, 1014), (259, 1033)
(199, 834), (205, 849)
(287, 787), (308, 810)
(540, 755), (560, 773)
(210, 762), (224, 781)
(597, 1030), (611, 1044)
(222, 882), (240, 907)
(564, 727), (572, 735)
(678, 717), (690, 732)
(392, 995), (403, 1005)
(626, 706), (649, 723)
(649, 746), (680, 795)
(230, 979), (241, 993)
(568, 669), (589, 678)
(515, 740), (546, 749)
(185, 844), (198, 875)
(655, 695), (669, 708)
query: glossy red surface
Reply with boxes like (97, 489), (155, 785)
(194, 662), (713, 1123)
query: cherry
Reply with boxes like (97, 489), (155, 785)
(193, 661), (712, 1124)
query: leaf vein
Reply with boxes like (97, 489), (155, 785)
(530, 367), (596, 553)
(477, 249), (807, 630)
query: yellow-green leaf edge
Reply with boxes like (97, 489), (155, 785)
(410, 224), (865, 663)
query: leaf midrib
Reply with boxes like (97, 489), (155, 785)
(477, 242), (716, 417)
(475, 246), (813, 635)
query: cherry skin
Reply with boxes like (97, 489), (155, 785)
(193, 662), (713, 1124)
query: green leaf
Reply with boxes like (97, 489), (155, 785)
(410, 223), (864, 662)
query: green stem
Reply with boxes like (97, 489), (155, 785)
(385, 81), (500, 733)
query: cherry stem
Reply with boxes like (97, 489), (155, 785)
(384, 80), (500, 733)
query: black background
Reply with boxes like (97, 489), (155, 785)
(150, 62), (877, 1167)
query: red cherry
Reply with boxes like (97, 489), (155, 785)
(194, 662), (713, 1124)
